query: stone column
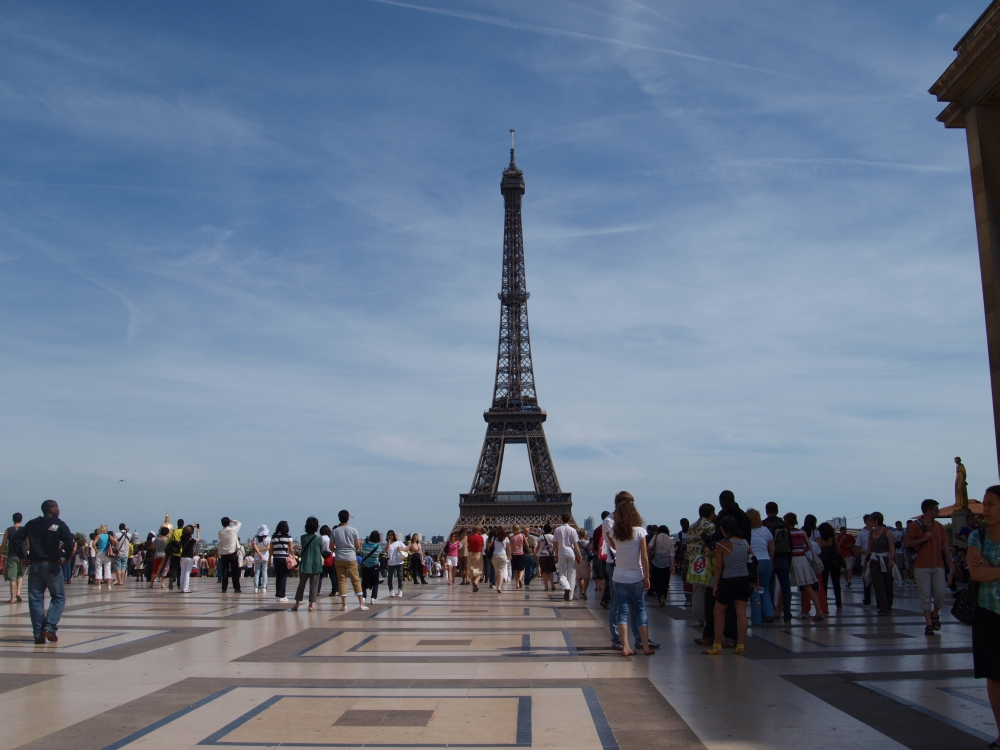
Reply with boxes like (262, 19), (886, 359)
(965, 103), (1000, 477)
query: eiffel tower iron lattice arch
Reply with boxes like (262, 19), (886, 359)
(453, 134), (574, 533)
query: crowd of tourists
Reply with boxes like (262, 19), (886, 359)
(8, 487), (1000, 747)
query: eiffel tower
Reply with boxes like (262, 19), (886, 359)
(454, 133), (574, 532)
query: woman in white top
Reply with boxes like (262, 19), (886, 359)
(385, 530), (407, 598)
(491, 528), (510, 594)
(647, 525), (674, 607)
(252, 525), (271, 594)
(607, 494), (653, 656)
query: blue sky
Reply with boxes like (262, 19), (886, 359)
(0, 0), (993, 538)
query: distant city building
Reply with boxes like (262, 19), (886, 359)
(825, 517), (847, 530)
(431, 535), (445, 544)
(583, 516), (595, 533)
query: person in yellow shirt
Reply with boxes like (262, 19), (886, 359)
(166, 519), (185, 590)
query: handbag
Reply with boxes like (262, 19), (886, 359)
(953, 529), (983, 626)
(750, 589), (764, 626)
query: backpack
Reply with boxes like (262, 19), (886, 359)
(772, 521), (792, 557)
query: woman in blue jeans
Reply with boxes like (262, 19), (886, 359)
(747, 508), (775, 623)
(606, 493), (654, 657)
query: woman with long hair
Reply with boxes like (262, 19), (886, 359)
(291, 516), (323, 612)
(509, 525), (527, 589)
(576, 529), (593, 600)
(492, 528), (510, 594)
(269, 521), (293, 603)
(443, 532), (461, 586)
(385, 530), (406, 597)
(747, 509), (774, 622)
(647, 525), (673, 606)
(607, 494), (653, 656)
(150, 526), (169, 589)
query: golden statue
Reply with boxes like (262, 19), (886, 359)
(161, 512), (174, 533)
(955, 457), (969, 509)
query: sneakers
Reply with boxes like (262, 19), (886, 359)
(371, 599), (377, 605)
(254, 587), (260, 593)
(277, 597), (289, 603)
(359, 605), (369, 611)
(33, 635), (45, 645)
(563, 590), (570, 601)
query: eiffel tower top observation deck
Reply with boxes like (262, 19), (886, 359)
(454, 132), (573, 532)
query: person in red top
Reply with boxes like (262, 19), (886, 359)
(443, 533), (461, 586)
(466, 527), (485, 593)
(836, 527), (856, 586)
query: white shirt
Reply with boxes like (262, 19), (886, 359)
(492, 538), (509, 559)
(253, 535), (271, 562)
(611, 526), (647, 584)
(387, 541), (406, 566)
(750, 527), (772, 561)
(857, 529), (870, 563)
(217, 521), (242, 555)
(553, 525), (579, 559)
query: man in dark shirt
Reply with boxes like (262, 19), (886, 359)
(762, 501), (792, 621)
(699, 491), (746, 645)
(13, 500), (74, 645)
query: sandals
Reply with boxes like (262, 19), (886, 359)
(702, 643), (723, 655)
(734, 644), (746, 656)
(932, 614), (942, 631)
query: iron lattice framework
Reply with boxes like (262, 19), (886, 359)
(453, 135), (573, 533)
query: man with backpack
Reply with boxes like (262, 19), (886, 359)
(763, 502), (792, 622)
(905, 499), (955, 635)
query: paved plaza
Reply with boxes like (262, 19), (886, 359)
(0, 576), (988, 750)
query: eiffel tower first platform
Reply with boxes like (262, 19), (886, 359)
(453, 133), (574, 533)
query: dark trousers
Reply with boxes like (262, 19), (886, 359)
(410, 556), (426, 584)
(362, 565), (380, 600)
(273, 556), (289, 599)
(650, 565), (670, 599)
(702, 586), (738, 642)
(317, 566), (336, 595)
(770, 556), (792, 620)
(219, 552), (241, 592)
(870, 563), (894, 613)
(601, 561), (613, 608)
(168, 556), (181, 584)
(295, 572), (320, 603)
(821, 566), (842, 608)
(387, 564), (404, 592)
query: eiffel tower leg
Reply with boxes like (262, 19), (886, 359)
(525, 425), (561, 495)
(470, 422), (505, 495)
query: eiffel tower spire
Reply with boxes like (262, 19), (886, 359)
(455, 137), (573, 532)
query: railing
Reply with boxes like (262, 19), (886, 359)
(459, 492), (572, 504)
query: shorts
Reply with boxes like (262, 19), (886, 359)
(113, 557), (129, 572)
(592, 558), (607, 580)
(446, 556), (458, 568)
(716, 576), (753, 606)
(538, 555), (555, 574)
(4, 556), (23, 582)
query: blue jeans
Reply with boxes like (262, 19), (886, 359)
(770, 556), (792, 620)
(254, 560), (268, 590)
(28, 562), (66, 637)
(524, 557), (536, 587)
(608, 566), (641, 646)
(613, 580), (648, 638)
(61, 560), (72, 582)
